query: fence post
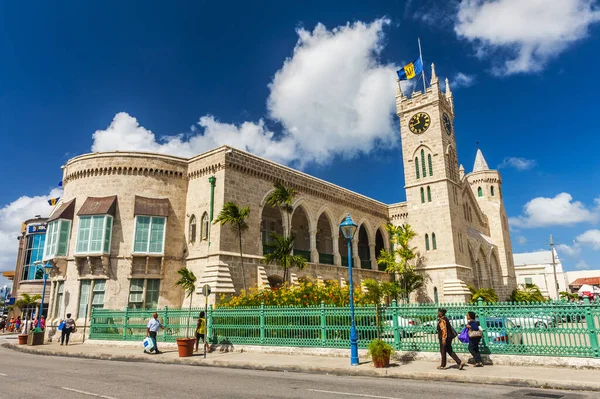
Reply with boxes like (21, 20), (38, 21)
(122, 307), (129, 340)
(478, 298), (489, 351)
(163, 306), (169, 342)
(392, 299), (400, 350)
(260, 302), (265, 345)
(583, 297), (599, 358)
(207, 304), (213, 344)
(320, 301), (326, 345)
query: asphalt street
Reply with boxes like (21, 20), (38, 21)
(0, 340), (595, 399)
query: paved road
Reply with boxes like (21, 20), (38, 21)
(0, 341), (594, 399)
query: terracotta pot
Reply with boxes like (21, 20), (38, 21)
(17, 334), (28, 345)
(176, 338), (195, 357)
(373, 355), (390, 368)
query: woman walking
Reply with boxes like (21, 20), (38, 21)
(466, 311), (483, 367)
(60, 313), (76, 345)
(437, 308), (465, 370)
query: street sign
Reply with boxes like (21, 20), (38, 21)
(201, 284), (211, 297)
(6, 297), (15, 305)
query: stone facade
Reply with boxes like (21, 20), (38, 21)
(41, 64), (516, 331)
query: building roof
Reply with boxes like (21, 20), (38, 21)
(78, 196), (117, 216)
(513, 250), (559, 266)
(2, 271), (15, 281)
(473, 148), (490, 172)
(569, 277), (600, 287)
(134, 196), (170, 217)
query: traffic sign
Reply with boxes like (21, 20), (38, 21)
(201, 284), (211, 297)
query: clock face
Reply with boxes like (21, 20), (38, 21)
(442, 113), (453, 135)
(409, 112), (431, 134)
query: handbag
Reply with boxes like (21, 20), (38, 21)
(458, 327), (470, 343)
(468, 329), (483, 338)
(58, 321), (65, 331)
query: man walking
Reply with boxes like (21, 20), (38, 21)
(437, 308), (465, 370)
(146, 312), (164, 354)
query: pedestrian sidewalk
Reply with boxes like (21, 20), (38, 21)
(4, 340), (600, 392)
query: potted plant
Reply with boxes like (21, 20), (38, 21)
(368, 339), (394, 368)
(15, 294), (41, 345)
(174, 268), (197, 357)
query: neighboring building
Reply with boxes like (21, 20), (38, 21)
(513, 249), (567, 299)
(565, 271), (600, 295)
(41, 64), (516, 334)
(12, 216), (49, 316)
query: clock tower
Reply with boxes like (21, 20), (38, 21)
(395, 64), (471, 302)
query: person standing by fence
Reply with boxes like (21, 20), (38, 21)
(466, 311), (483, 367)
(195, 312), (210, 353)
(61, 314), (76, 345)
(146, 312), (164, 354)
(437, 308), (465, 370)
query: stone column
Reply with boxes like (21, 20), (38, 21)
(309, 228), (319, 264)
(352, 238), (360, 271)
(333, 233), (341, 266)
(369, 243), (377, 270)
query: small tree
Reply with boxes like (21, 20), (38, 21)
(510, 284), (545, 303)
(214, 201), (250, 292)
(174, 268), (197, 338)
(264, 182), (297, 236)
(468, 286), (499, 303)
(263, 233), (306, 283)
(362, 279), (400, 338)
(397, 269), (425, 302)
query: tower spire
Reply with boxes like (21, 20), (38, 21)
(473, 148), (489, 172)
(430, 63), (438, 85)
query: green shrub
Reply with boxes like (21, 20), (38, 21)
(367, 339), (394, 361)
(510, 284), (546, 303)
(468, 287), (499, 303)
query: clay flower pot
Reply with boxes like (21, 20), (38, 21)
(176, 337), (196, 357)
(373, 356), (390, 368)
(17, 334), (28, 345)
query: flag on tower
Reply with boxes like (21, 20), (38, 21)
(48, 197), (61, 206)
(397, 57), (423, 81)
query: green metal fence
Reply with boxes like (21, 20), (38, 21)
(89, 298), (600, 358)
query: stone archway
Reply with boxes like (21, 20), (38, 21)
(477, 248), (490, 289)
(357, 225), (370, 269)
(316, 212), (334, 265)
(291, 206), (311, 262)
(375, 229), (385, 271)
(261, 205), (283, 255)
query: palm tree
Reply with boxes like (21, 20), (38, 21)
(468, 286), (499, 303)
(397, 269), (425, 303)
(174, 268), (197, 338)
(214, 202), (251, 292)
(264, 182), (297, 236)
(263, 233), (306, 283)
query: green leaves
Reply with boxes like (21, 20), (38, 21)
(264, 182), (297, 214)
(510, 284), (546, 303)
(263, 232), (307, 282)
(15, 293), (42, 308)
(174, 268), (197, 297)
(214, 201), (250, 232)
(468, 286), (499, 303)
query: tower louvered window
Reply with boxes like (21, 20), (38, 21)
(478, 187), (483, 197)
(428, 154), (433, 176)
(420, 187), (425, 203)
(425, 234), (430, 251)
(427, 186), (432, 202)
(421, 149), (426, 178)
(491, 186), (495, 196)
(432, 233), (437, 250)
(415, 157), (420, 179)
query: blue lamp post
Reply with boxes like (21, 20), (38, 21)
(340, 213), (359, 366)
(35, 261), (54, 325)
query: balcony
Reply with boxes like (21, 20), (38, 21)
(360, 259), (371, 269)
(319, 253), (334, 265)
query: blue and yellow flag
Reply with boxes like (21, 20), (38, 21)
(48, 197), (61, 206)
(397, 57), (423, 81)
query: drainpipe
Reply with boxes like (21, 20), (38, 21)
(208, 176), (216, 247)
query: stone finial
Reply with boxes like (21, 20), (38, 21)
(445, 78), (452, 97)
(459, 164), (465, 179)
(473, 148), (490, 172)
(430, 63), (438, 85)
(396, 79), (404, 98)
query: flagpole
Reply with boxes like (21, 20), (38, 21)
(418, 37), (426, 92)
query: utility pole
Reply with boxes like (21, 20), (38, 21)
(550, 235), (559, 299)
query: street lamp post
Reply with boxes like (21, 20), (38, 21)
(340, 214), (359, 366)
(35, 261), (54, 326)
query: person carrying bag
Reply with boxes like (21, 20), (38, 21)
(466, 311), (483, 367)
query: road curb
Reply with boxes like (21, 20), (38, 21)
(4, 342), (600, 392)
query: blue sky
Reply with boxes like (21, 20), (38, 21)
(1, 0), (600, 286)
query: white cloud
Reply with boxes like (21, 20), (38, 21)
(575, 260), (590, 270)
(453, 72), (475, 88)
(454, 0), (600, 75)
(556, 243), (581, 257)
(0, 188), (63, 287)
(517, 236), (527, 245)
(509, 192), (599, 228)
(575, 229), (600, 250)
(92, 19), (403, 168)
(498, 157), (537, 170)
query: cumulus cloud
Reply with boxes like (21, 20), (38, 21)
(575, 260), (590, 270)
(576, 229), (600, 250)
(517, 236), (527, 245)
(556, 243), (581, 257)
(92, 19), (404, 168)
(509, 193), (599, 228)
(0, 188), (63, 287)
(498, 157), (537, 170)
(454, 0), (600, 75)
(453, 72), (475, 88)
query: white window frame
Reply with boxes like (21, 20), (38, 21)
(77, 279), (106, 319)
(132, 215), (166, 255)
(43, 219), (72, 260)
(128, 278), (161, 309)
(75, 215), (113, 255)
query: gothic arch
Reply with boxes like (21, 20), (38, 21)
(315, 205), (337, 237)
(291, 200), (315, 234)
(477, 247), (490, 289)
(411, 144), (434, 159)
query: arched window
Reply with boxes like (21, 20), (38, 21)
(425, 234), (430, 251)
(478, 187), (483, 197)
(201, 213), (209, 240)
(432, 233), (437, 250)
(428, 154), (433, 176)
(421, 149), (426, 178)
(427, 186), (432, 202)
(491, 186), (495, 196)
(420, 187), (425, 203)
(434, 287), (439, 303)
(189, 215), (197, 243)
(415, 157), (420, 179)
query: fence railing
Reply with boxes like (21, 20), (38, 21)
(89, 298), (600, 358)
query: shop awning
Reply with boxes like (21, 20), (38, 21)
(48, 199), (76, 222)
(78, 195), (117, 216)
(134, 196), (170, 217)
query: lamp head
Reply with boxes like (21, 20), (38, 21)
(339, 214), (358, 240)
